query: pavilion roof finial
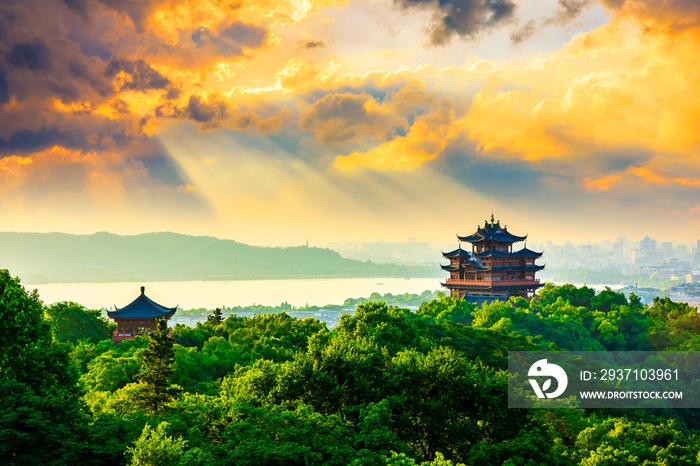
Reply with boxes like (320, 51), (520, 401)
(490, 211), (495, 226)
(141, 286), (145, 295)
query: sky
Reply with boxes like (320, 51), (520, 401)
(1, 0), (700, 247)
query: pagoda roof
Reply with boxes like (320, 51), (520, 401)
(512, 247), (543, 258)
(442, 248), (471, 258)
(441, 264), (460, 271)
(473, 249), (510, 258)
(108, 286), (177, 319)
(458, 220), (527, 244)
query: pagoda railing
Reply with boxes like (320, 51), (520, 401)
(445, 279), (540, 286)
(113, 329), (151, 338)
(112, 328), (173, 343)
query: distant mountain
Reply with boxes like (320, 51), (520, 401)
(0, 232), (440, 283)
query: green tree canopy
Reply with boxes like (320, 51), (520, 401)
(45, 301), (114, 344)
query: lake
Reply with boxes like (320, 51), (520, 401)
(31, 277), (443, 310)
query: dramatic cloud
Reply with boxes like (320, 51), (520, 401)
(511, 0), (594, 43)
(335, 94), (457, 170)
(394, 0), (517, 45)
(3, 0), (700, 243)
(300, 92), (408, 145)
(185, 95), (228, 127)
(105, 58), (171, 92)
(190, 22), (268, 56)
(601, 0), (700, 28)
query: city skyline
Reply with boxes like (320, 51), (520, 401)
(2, 0), (700, 247)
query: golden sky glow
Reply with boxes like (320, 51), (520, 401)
(1, 0), (700, 245)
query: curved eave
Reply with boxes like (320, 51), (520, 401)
(492, 232), (528, 242)
(464, 234), (527, 243)
(108, 294), (179, 319)
(473, 249), (510, 258)
(457, 233), (484, 243)
(512, 248), (544, 258)
(442, 248), (471, 258)
(441, 264), (460, 271)
(108, 309), (177, 319)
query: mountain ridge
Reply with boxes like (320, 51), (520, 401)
(0, 231), (439, 283)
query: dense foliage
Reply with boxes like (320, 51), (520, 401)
(177, 290), (440, 316)
(2, 271), (700, 465)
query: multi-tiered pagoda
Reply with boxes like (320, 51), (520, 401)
(441, 215), (545, 304)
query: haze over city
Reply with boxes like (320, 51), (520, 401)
(2, 0), (700, 246)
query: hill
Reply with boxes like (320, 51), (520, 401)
(0, 232), (440, 283)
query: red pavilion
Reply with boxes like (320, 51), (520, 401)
(108, 286), (177, 343)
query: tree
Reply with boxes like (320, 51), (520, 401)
(45, 301), (114, 344)
(0, 269), (79, 393)
(135, 318), (179, 413)
(206, 307), (223, 325)
(0, 270), (85, 464)
(417, 294), (474, 326)
(126, 422), (186, 466)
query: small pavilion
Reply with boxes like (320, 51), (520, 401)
(108, 286), (177, 343)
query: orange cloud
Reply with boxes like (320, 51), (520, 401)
(299, 84), (439, 146)
(626, 166), (670, 184)
(583, 175), (623, 191)
(582, 164), (700, 192)
(673, 177), (700, 187)
(335, 97), (456, 170)
(459, 15), (700, 166)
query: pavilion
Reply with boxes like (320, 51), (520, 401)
(107, 286), (177, 343)
(441, 214), (545, 304)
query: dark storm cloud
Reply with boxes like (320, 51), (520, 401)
(98, 0), (158, 30)
(1, 0), (273, 158)
(7, 42), (52, 70)
(0, 112), (137, 156)
(0, 1), (113, 102)
(63, 0), (164, 33)
(186, 95), (228, 125)
(395, 0), (517, 45)
(0, 0), (192, 163)
(105, 57), (170, 91)
(191, 22), (268, 56)
(511, 0), (593, 44)
(0, 129), (84, 154)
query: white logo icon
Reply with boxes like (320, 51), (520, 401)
(528, 359), (568, 399)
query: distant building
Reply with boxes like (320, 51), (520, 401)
(441, 215), (545, 305)
(107, 286), (177, 343)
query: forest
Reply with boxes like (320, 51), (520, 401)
(3, 268), (700, 465)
